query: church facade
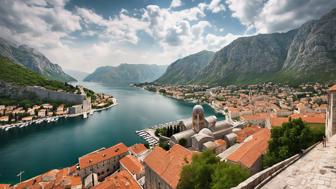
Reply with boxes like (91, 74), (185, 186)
(170, 105), (234, 152)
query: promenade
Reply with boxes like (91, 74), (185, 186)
(262, 135), (336, 189)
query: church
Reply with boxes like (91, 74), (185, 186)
(170, 104), (234, 152)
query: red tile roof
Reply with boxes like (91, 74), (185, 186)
(120, 155), (144, 176)
(0, 184), (10, 189)
(92, 170), (141, 189)
(235, 126), (262, 143)
(241, 113), (270, 121)
(144, 144), (193, 189)
(227, 128), (271, 168)
(79, 143), (129, 169)
(329, 84), (336, 92)
(290, 113), (326, 124)
(129, 143), (148, 155)
(270, 117), (289, 127)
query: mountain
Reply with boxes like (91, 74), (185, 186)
(84, 64), (167, 84)
(64, 69), (90, 81)
(157, 8), (336, 86)
(0, 37), (76, 82)
(0, 57), (75, 92)
(155, 50), (215, 84)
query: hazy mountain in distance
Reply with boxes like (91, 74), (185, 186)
(64, 69), (90, 81)
(84, 64), (167, 84)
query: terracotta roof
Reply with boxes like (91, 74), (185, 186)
(144, 144), (193, 189)
(129, 143), (148, 155)
(329, 84), (336, 92)
(290, 113), (326, 124)
(270, 117), (289, 127)
(0, 184), (11, 189)
(120, 155), (144, 176)
(215, 139), (226, 146)
(227, 128), (271, 168)
(235, 126), (262, 143)
(92, 170), (141, 189)
(241, 113), (270, 121)
(79, 143), (129, 169)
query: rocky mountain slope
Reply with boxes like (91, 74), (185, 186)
(0, 38), (76, 82)
(155, 50), (215, 84)
(84, 64), (167, 84)
(157, 8), (336, 85)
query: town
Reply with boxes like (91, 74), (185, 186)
(0, 83), (334, 189)
(0, 85), (116, 131)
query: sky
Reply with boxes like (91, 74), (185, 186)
(0, 0), (335, 72)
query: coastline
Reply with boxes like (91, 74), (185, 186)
(136, 85), (226, 116)
(0, 98), (118, 131)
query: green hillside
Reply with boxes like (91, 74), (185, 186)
(0, 57), (75, 92)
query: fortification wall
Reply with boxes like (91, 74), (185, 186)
(0, 81), (84, 104)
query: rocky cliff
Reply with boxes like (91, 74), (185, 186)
(0, 38), (76, 82)
(155, 50), (215, 84)
(156, 8), (336, 86)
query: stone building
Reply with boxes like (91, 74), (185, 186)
(78, 143), (129, 181)
(170, 104), (233, 151)
(144, 144), (192, 189)
(326, 85), (336, 139)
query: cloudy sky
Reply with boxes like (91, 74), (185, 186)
(0, 0), (335, 72)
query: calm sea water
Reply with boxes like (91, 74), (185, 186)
(0, 82), (223, 184)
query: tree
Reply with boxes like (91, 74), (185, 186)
(263, 118), (324, 168)
(178, 138), (187, 147)
(211, 163), (250, 189)
(178, 151), (250, 189)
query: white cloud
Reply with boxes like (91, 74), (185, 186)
(0, 0), (238, 72)
(226, 0), (336, 33)
(205, 33), (240, 50)
(208, 0), (226, 13)
(170, 0), (182, 8)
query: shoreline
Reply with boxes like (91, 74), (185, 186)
(137, 86), (226, 116)
(0, 98), (118, 131)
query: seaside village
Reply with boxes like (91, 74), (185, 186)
(0, 83), (335, 189)
(0, 86), (115, 130)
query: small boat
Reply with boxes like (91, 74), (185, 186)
(83, 112), (88, 119)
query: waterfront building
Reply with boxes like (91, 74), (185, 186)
(37, 109), (46, 117)
(144, 144), (192, 189)
(0, 116), (9, 122)
(170, 105), (233, 151)
(69, 105), (83, 114)
(78, 143), (129, 181)
(22, 116), (33, 121)
(120, 155), (144, 180)
(326, 84), (336, 138)
(92, 170), (141, 189)
(226, 128), (270, 174)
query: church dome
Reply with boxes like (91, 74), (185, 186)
(193, 105), (204, 114)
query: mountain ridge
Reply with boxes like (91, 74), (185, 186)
(84, 63), (167, 84)
(156, 8), (336, 86)
(0, 37), (76, 82)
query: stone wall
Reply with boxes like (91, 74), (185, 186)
(232, 142), (320, 189)
(0, 81), (85, 104)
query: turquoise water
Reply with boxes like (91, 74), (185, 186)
(0, 82), (223, 184)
